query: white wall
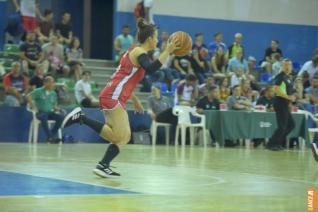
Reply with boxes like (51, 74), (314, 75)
(117, 0), (318, 26)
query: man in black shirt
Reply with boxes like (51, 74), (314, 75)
(30, 64), (45, 89)
(262, 40), (283, 73)
(55, 12), (73, 44)
(20, 32), (47, 75)
(267, 59), (295, 151)
(196, 85), (220, 146)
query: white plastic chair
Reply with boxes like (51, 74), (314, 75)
(151, 120), (171, 145)
(298, 110), (318, 149)
(173, 105), (207, 146)
(27, 105), (62, 143)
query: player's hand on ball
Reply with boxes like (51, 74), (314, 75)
(166, 37), (180, 54)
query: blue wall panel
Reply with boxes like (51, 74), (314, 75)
(114, 12), (318, 64)
(0, 1), (7, 50)
(0, 107), (151, 143)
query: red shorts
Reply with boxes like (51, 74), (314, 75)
(22, 16), (37, 32)
(99, 97), (126, 110)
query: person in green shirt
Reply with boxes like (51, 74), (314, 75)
(27, 76), (64, 143)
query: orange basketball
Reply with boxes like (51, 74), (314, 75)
(169, 31), (192, 56)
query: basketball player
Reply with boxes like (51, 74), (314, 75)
(61, 19), (179, 177)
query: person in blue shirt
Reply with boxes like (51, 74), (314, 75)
(114, 25), (134, 62)
(208, 32), (227, 57)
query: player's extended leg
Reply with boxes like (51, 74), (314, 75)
(61, 107), (131, 177)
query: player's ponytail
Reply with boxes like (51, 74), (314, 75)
(137, 18), (156, 44)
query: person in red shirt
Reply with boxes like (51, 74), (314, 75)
(61, 19), (179, 178)
(3, 62), (29, 106)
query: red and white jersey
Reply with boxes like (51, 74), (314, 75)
(99, 48), (145, 110)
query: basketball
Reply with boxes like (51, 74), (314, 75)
(169, 31), (192, 56)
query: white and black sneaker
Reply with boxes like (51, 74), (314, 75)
(61, 107), (83, 128)
(311, 142), (318, 162)
(93, 163), (120, 178)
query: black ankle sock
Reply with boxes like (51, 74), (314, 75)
(100, 144), (120, 167)
(81, 115), (104, 134)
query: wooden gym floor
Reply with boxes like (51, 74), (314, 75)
(0, 143), (316, 212)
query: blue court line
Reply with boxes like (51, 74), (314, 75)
(0, 171), (136, 196)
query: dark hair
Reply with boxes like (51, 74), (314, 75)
(122, 25), (129, 29)
(137, 18), (156, 44)
(44, 9), (53, 16)
(186, 74), (197, 81)
(272, 39), (279, 44)
(70, 37), (80, 49)
(82, 70), (91, 76)
(195, 32), (203, 38)
(312, 54), (318, 64)
(214, 32), (222, 37)
(232, 84), (241, 90)
(207, 85), (218, 92)
(44, 76), (54, 83)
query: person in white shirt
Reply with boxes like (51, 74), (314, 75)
(298, 55), (318, 80)
(42, 34), (70, 76)
(74, 71), (98, 107)
(12, 0), (42, 32)
(143, 0), (154, 24)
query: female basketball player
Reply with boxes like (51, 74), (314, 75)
(61, 19), (179, 177)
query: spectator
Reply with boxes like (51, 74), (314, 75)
(20, 31), (48, 75)
(66, 37), (84, 81)
(190, 33), (209, 84)
(148, 83), (178, 144)
(305, 76), (318, 106)
(262, 40), (283, 73)
(271, 53), (282, 77)
(219, 77), (230, 103)
(172, 54), (193, 77)
(246, 56), (257, 82)
(228, 33), (244, 59)
(158, 31), (169, 52)
(256, 86), (275, 111)
(147, 83), (172, 120)
(114, 25), (134, 62)
(294, 77), (308, 106)
(55, 12), (73, 44)
(298, 54), (318, 80)
(227, 85), (252, 110)
(143, 0), (154, 24)
(241, 79), (258, 102)
(196, 85), (220, 112)
(152, 51), (180, 83)
(74, 71), (98, 108)
(210, 46), (227, 78)
(3, 62), (29, 106)
(208, 32), (227, 56)
(176, 74), (198, 106)
(0, 63), (5, 78)
(196, 85), (220, 146)
(12, 0), (42, 32)
(36, 9), (54, 44)
(252, 86), (275, 147)
(29, 64), (45, 89)
(42, 34), (70, 76)
(27, 76), (64, 143)
(199, 76), (215, 97)
(227, 50), (248, 75)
